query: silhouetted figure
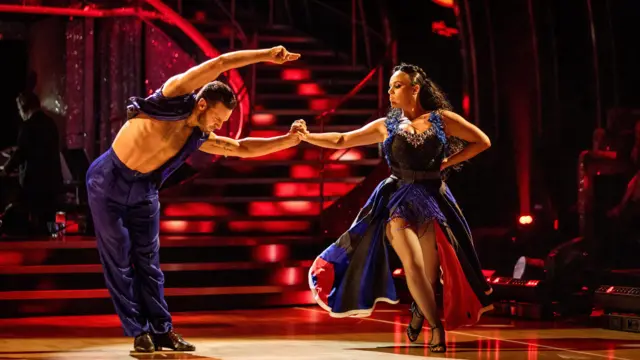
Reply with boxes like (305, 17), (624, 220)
(0, 92), (62, 236)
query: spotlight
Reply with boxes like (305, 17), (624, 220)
(513, 256), (545, 280)
(518, 215), (533, 225)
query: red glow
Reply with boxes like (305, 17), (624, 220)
(525, 280), (539, 287)
(322, 200), (335, 209)
(392, 268), (404, 276)
(279, 290), (316, 305)
(0, 251), (24, 266)
(281, 69), (310, 81)
(274, 183), (356, 197)
(309, 98), (335, 111)
(325, 164), (349, 177)
(291, 165), (318, 178)
(462, 94), (470, 116)
(432, 20), (459, 37)
(272, 267), (304, 285)
(252, 147), (297, 161)
(280, 201), (316, 214)
(228, 221), (310, 232)
(161, 220), (188, 232)
(323, 183), (357, 196)
(163, 203), (229, 216)
(275, 183), (316, 197)
(219, 25), (234, 36)
(249, 201), (318, 216)
(251, 113), (276, 126)
(253, 244), (289, 262)
(481, 269), (496, 277)
(553, 219), (559, 230)
(0, 4), (162, 18)
(606, 286), (614, 293)
(249, 202), (281, 216)
(160, 220), (215, 233)
(432, 0), (454, 8)
(248, 130), (281, 138)
(303, 149), (322, 160)
(194, 10), (206, 21)
(518, 215), (533, 225)
(329, 149), (363, 161)
(298, 83), (324, 96)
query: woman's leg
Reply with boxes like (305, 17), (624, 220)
(386, 218), (439, 336)
(417, 222), (440, 293)
(416, 221), (445, 349)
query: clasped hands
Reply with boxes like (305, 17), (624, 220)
(287, 119), (310, 144)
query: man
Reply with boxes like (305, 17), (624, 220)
(0, 92), (62, 236)
(86, 46), (305, 353)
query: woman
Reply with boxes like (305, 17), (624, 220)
(304, 64), (493, 352)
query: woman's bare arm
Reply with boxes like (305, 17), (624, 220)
(440, 110), (491, 169)
(303, 118), (388, 149)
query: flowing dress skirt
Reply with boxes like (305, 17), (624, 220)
(308, 176), (494, 330)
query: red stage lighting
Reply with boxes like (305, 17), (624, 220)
(518, 215), (533, 225)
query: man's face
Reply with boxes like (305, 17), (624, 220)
(196, 99), (233, 133)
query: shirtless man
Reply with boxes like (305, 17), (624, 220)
(85, 46), (304, 353)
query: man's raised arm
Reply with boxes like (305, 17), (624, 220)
(162, 46), (300, 97)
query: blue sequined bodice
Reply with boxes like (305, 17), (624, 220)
(383, 111), (449, 172)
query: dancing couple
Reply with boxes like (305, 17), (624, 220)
(87, 45), (492, 354)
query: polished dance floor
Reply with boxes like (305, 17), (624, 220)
(0, 304), (638, 359)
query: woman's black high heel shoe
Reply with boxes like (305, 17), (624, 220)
(406, 302), (424, 342)
(428, 323), (447, 353)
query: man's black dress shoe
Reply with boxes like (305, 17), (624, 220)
(153, 330), (196, 351)
(133, 333), (154, 353)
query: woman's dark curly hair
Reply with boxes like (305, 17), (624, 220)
(392, 63), (452, 112)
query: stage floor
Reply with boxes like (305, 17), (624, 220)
(0, 305), (638, 359)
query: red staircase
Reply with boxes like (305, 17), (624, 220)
(0, 0), (392, 318)
(160, 4), (388, 238)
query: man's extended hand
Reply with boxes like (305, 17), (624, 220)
(288, 119), (308, 143)
(269, 46), (301, 64)
(290, 119), (308, 136)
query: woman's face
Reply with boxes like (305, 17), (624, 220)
(388, 70), (419, 111)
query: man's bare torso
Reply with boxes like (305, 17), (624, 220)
(111, 114), (195, 174)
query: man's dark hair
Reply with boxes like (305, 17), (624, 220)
(195, 81), (237, 110)
(17, 92), (41, 112)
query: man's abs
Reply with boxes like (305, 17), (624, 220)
(111, 117), (191, 173)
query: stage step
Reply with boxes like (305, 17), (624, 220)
(250, 125), (365, 132)
(254, 109), (374, 116)
(0, 235), (316, 250)
(192, 176), (364, 185)
(217, 159), (381, 166)
(162, 196), (341, 204)
(0, 285), (313, 318)
(256, 93), (378, 100)
(259, 63), (369, 72)
(0, 261), (313, 291)
(0, 261), (313, 275)
(257, 78), (379, 86)
(0, 236), (326, 265)
(0, 235), (323, 317)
